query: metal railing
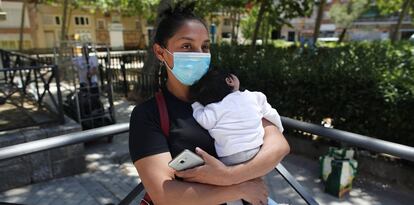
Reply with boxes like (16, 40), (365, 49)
(1, 117), (414, 204)
(281, 117), (414, 162)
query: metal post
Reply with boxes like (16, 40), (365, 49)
(106, 46), (116, 124)
(54, 65), (65, 124)
(121, 59), (128, 97)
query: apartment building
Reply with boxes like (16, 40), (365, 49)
(0, 0), (32, 50)
(0, 0), (148, 51)
(280, 0), (414, 42)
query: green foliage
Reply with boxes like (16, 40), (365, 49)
(240, 6), (258, 40)
(240, 0), (314, 44)
(377, 0), (414, 20)
(329, 0), (369, 28)
(211, 42), (414, 146)
(41, 0), (159, 18)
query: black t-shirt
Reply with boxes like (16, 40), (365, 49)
(129, 88), (217, 163)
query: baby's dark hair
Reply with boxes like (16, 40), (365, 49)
(154, 1), (207, 48)
(190, 69), (235, 106)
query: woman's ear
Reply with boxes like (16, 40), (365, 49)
(153, 44), (165, 62)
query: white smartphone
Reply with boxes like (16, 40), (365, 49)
(168, 149), (205, 171)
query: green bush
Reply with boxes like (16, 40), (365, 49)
(211, 41), (414, 146)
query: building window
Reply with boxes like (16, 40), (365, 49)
(75, 16), (90, 26)
(42, 16), (61, 26)
(288, 31), (296, 42)
(55, 16), (61, 25)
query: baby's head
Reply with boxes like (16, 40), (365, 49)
(190, 69), (240, 106)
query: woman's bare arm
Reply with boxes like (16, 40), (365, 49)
(134, 152), (268, 205)
(227, 119), (290, 184)
(176, 119), (290, 186)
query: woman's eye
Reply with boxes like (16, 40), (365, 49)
(182, 44), (191, 49)
(202, 45), (210, 50)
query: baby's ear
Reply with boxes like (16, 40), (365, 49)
(225, 77), (233, 85)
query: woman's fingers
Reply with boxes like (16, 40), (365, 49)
(175, 166), (200, 178)
(175, 147), (232, 185)
(195, 147), (218, 164)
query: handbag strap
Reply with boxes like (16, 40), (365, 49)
(155, 90), (170, 137)
(138, 90), (170, 205)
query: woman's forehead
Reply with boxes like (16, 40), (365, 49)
(170, 20), (209, 43)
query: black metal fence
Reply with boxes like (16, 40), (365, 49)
(0, 49), (64, 131)
(96, 50), (155, 97)
(35, 50), (156, 98)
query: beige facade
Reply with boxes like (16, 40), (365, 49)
(205, 12), (240, 44)
(0, 0), (32, 50)
(0, 0), (148, 51)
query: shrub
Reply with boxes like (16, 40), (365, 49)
(211, 41), (414, 146)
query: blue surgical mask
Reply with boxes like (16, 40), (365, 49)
(163, 49), (211, 86)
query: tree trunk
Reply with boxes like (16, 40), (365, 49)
(66, 6), (73, 37)
(338, 27), (347, 44)
(231, 10), (237, 45)
(251, 0), (268, 50)
(234, 12), (241, 45)
(142, 0), (173, 74)
(57, 0), (69, 80)
(391, 0), (411, 43)
(264, 17), (271, 45)
(60, 0), (69, 46)
(18, 0), (27, 51)
(313, 0), (326, 44)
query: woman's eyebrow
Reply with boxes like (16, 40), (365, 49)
(178, 37), (194, 41)
(177, 37), (210, 42)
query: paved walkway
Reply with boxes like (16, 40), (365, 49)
(0, 99), (413, 205)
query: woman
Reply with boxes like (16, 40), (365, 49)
(129, 4), (290, 205)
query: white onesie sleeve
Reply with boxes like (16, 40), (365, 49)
(254, 92), (284, 133)
(191, 102), (218, 130)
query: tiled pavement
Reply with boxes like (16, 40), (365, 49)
(0, 99), (413, 205)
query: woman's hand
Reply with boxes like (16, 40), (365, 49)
(237, 178), (268, 205)
(175, 147), (233, 186)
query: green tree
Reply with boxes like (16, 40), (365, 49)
(241, 0), (313, 48)
(377, 0), (413, 43)
(329, 0), (369, 43)
(313, 0), (326, 43)
(213, 0), (249, 45)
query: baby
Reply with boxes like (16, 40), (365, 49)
(190, 69), (283, 205)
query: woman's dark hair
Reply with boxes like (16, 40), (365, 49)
(190, 69), (235, 106)
(153, 2), (208, 90)
(154, 1), (207, 48)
